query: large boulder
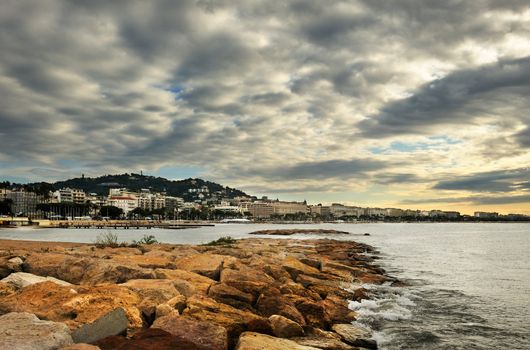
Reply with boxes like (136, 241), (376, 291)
(294, 299), (331, 329)
(174, 254), (237, 280)
(23, 253), (155, 285)
(152, 314), (228, 350)
(1, 272), (71, 289)
(154, 268), (214, 295)
(71, 307), (128, 344)
(220, 266), (276, 298)
(269, 314), (304, 338)
(236, 332), (320, 350)
(331, 323), (376, 349)
(120, 279), (182, 322)
(184, 295), (271, 347)
(320, 295), (357, 324)
(0, 312), (73, 350)
(0, 281), (143, 329)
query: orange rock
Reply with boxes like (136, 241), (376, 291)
(282, 256), (322, 281)
(23, 253), (155, 285)
(0, 281), (143, 329)
(208, 282), (254, 310)
(154, 268), (214, 295)
(174, 254), (237, 280)
(256, 287), (306, 326)
(269, 314), (305, 338)
(184, 295), (270, 347)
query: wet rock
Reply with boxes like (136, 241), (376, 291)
(320, 294), (357, 324)
(0, 281), (143, 329)
(269, 314), (305, 338)
(236, 332), (320, 350)
(174, 254), (237, 280)
(332, 323), (376, 349)
(352, 287), (370, 301)
(208, 282), (254, 309)
(1, 271), (72, 289)
(0, 312), (73, 350)
(154, 268), (214, 295)
(152, 314), (228, 350)
(357, 273), (387, 285)
(71, 307), (128, 343)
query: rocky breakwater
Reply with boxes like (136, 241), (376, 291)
(0, 237), (395, 350)
(249, 229), (351, 236)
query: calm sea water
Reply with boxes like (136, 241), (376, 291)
(1, 222), (529, 349)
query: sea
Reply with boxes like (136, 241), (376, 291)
(1, 222), (529, 349)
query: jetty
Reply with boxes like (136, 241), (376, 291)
(29, 220), (214, 229)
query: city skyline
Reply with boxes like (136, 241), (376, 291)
(1, 1), (530, 215)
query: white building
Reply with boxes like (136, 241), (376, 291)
(108, 195), (138, 216)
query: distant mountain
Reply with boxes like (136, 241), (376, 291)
(10, 173), (249, 200)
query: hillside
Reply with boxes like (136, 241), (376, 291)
(9, 173), (249, 200)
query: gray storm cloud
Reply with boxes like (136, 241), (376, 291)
(0, 0), (529, 207)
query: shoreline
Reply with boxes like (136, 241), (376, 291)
(0, 236), (393, 350)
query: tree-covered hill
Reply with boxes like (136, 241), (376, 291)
(7, 173), (249, 199)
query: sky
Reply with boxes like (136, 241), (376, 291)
(1, 0), (530, 215)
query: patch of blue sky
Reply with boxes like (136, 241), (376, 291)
(153, 83), (186, 100)
(233, 118), (242, 127)
(370, 136), (461, 154)
(153, 166), (204, 180)
(390, 141), (431, 152)
(428, 135), (461, 145)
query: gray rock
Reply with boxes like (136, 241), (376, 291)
(1, 272), (72, 289)
(71, 307), (128, 344)
(0, 312), (73, 350)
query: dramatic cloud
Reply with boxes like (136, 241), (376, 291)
(434, 168), (530, 193)
(1, 0), (530, 213)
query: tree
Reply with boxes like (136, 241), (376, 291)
(0, 199), (13, 215)
(129, 207), (148, 219)
(99, 205), (123, 219)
